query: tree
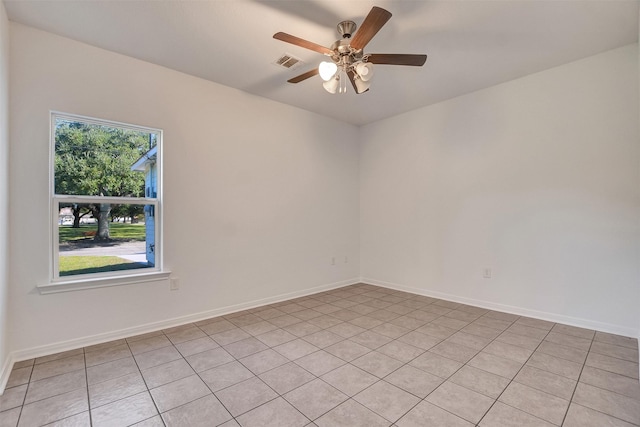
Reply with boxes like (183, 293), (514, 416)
(54, 120), (152, 241)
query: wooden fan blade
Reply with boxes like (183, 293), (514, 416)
(273, 32), (333, 56)
(347, 70), (369, 94)
(350, 7), (392, 51)
(287, 68), (319, 83)
(367, 53), (427, 66)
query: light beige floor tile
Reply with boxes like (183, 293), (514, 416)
(367, 310), (399, 323)
(237, 397), (308, 427)
(384, 364), (443, 398)
(91, 392), (157, 427)
(19, 388), (88, 427)
(396, 331), (441, 350)
(430, 341), (479, 364)
(274, 339), (320, 361)
(324, 340), (370, 362)
(259, 362), (315, 395)
(349, 316), (384, 329)
(25, 365), (86, 404)
(35, 349), (84, 365)
(349, 331), (393, 350)
(499, 381), (570, 425)
(86, 356), (138, 385)
(506, 324), (548, 340)
(125, 331), (165, 343)
(141, 358), (195, 389)
(326, 322), (366, 338)
(446, 331), (493, 351)
(450, 365), (510, 399)
(514, 365), (576, 400)
(239, 349), (289, 375)
(354, 380), (420, 423)
(473, 317), (513, 331)
(431, 316), (469, 331)
(331, 309), (362, 322)
(515, 317), (555, 331)
(563, 402), (637, 427)
(594, 332), (638, 350)
(307, 315), (343, 329)
(409, 351), (463, 378)
(445, 310), (482, 323)
(240, 321), (279, 336)
(573, 382), (640, 425)
(426, 381), (494, 424)
(376, 340), (424, 363)
(84, 344), (132, 367)
(254, 307), (286, 320)
(12, 360), (34, 370)
(483, 340), (533, 363)
(255, 329), (297, 347)
(371, 323), (410, 340)
(199, 360), (254, 392)
(271, 315), (306, 329)
(185, 347), (234, 372)
(162, 394), (232, 427)
(526, 352), (582, 380)
(132, 415), (164, 427)
(149, 374), (211, 413)
(211, 328), (252, 346)
(585, 352), (639, 379)
(0, 407), (20, 427)
(48, 411), (91, 426)
(479, 401), (555, 426)
(385, 304), (414, 316)
(551, 324), (595, 340)
(315, 399), (391, 427)
(484, 311), (518, 322)
(294, 350), (345, 376)
(537, 341), (588, 364)
(198, 319), (236, 335)
(214, 377), (277, 417)
(88, 372), (146, 409)
(223, 337), (269, 359)
(174, 336), (219, 357)
(388, 315), (428, 330)
(321, 364), (378, 397)
(134, 345), (182, 370)
(84, 339), (126, 353)
(580, 366), (640, 399)
(128, 335), (172, 355)
(460, 323), (502, 340)
(495, 331), (542, 350)
(284, 378), (348, 420)
(302, 331), (344, 349)
(352, 351), (404, 378)
(590, 341), (639, 363)
(396, 400), (473, 427)
(283, 321), (324, 337)
(0, 384), (27, 412)
(30, 354), (85, 382)
(545, 332), (591, 351)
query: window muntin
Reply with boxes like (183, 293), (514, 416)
(51, 113), (162, 281)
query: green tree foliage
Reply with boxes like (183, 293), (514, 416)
(55, 120), (153, 240)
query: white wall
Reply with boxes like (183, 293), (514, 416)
(0, 2), (10, 388)
(360, 44), (640, 336)
(9, 23), (360, 354)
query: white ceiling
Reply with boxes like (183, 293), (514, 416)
(4, 0), (639, 126)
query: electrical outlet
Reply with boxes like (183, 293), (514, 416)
(170, 277), (180, 290)
(483, 268), (492, 279)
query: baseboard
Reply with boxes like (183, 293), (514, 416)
(0, 353), (14, 396)
(2, 276), (360, 392)
(362, 277), (639, 339)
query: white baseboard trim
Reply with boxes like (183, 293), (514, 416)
(1, 277), (360, 394)
(362, 277), (640, 339)
(0, 353), (14, 396)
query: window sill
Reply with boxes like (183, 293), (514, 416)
(38, 271), (171, 294)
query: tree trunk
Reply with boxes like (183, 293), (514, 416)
(72, 207), (81, 228)
(95, 203), (111, 241)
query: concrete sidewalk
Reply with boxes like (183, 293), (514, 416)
(59, 241), (147, 263)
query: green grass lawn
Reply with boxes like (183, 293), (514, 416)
(59, 256), (150, 276)
(59, 223), (146, 243)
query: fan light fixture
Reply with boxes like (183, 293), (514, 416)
(319, 61), (338, 81)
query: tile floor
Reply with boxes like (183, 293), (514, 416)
(1, 284), (639, 427)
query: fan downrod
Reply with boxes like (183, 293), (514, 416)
(337, 21), (357, 39)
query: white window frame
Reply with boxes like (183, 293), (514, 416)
(42, 112), (168, 293)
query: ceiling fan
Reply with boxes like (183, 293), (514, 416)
(273, 6), (427, 94)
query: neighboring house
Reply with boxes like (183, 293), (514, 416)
(131, 145), (157, 266)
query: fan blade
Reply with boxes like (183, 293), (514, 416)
(273, 32), (333, 56)
(287, 68), (319, 83)
(347, 70), (369, 94)
(367, 54), (427, 66)
(350, 7), (392, 51)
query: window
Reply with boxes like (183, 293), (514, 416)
(49, 112), (163, 285)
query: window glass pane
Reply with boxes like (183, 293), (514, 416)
(54, 117), (158, 197)
(58, 202), (156, 277)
